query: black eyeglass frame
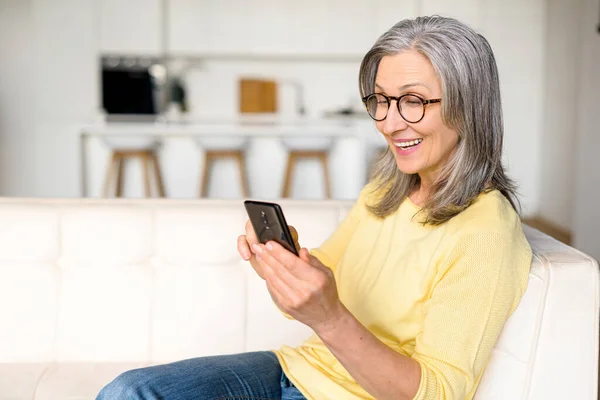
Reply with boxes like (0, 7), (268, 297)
(361, 93), (442, 123)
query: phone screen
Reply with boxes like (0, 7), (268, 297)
(244, 200), (298, 256)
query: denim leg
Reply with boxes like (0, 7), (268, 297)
(280, 373), (307, 400)
(96, 351), (283, 400)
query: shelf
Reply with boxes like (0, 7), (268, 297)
(165, 52), (365, 63)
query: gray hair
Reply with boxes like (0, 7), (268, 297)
(359, 15), (519, 224)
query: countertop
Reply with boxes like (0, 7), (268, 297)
(81, 115), (372, 138)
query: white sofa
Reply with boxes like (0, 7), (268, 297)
(0, 198), (597, 400)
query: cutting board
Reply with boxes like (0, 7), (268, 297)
(239, 78), (278, 113)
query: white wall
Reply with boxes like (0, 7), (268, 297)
(478, 0), (545, 217)
(573, 0), (600, 260)
(0, 0), (550, 216)
(30, 0), (100, 198)
(0, 1), (35, 196)
(0, 0), (100, 198)
(539, 0), (581, 231)
(100, 0), (162, 55)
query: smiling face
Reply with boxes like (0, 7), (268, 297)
(374, 50), (460, 188)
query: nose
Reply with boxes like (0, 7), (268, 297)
(380, 99), (408, 136)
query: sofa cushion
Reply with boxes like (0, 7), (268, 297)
(0, 363), (48, 400)
(56, 265), (153, 362)
(151, 262), (247, 362)
(34, 363), (145, 400)
(155, 204), (247, 266)
(0, 266), (58, 363)
(60, 206), (154, 268)
(0, 206), (58, 263)
(245, 269), (314, 351)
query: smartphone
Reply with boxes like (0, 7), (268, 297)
(244, 200), (299, 256)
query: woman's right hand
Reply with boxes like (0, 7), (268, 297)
(237, 220), (300, 280)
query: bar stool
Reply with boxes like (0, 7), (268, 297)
(196, 137), (249, 198)
(102, 138), (165, 198)
(280, 137), (334, 199)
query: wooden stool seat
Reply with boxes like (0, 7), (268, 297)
(281, 150), (331, 199)
(102, 149), (165, 198)
(200, 150), (249, 198)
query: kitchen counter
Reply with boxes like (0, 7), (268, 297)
(80, 117), (383, 200)
(81, 115), (368, 137)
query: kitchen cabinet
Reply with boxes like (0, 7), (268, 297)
(373, 0), (420, 34)
(167, 0), (410, 58)
(168, 0), (253, 55)
(324, 0), (377, 56)
(421, 0), (480, 30)
(100, 0), (162, 55)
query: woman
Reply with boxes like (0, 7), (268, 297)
(97, 15), (532, 400)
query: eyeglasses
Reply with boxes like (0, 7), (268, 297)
(362, 93), (442, 123)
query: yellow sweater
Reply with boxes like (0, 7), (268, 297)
(275, 184), (532, 399)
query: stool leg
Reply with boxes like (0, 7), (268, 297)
(200, 152), (213, 198)
(150, 152), (166, 197)
(142, 153), (152, 197)
(282, 152), (296, 198)
(235, 151), (249, 198)
(115, 153), (125, 198)
(102, 152), (118, 197)
(319, 152), (331, 199)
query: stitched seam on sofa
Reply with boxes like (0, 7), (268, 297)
(592, 258), (600, 400)
(520, 253), (550, 400)
(32, 362), (55, 400)
(148, 206), (157, 362)
(582, 259), (600, 398)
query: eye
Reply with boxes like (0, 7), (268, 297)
(401, 95), (423, 107)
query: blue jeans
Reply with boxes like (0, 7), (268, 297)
(96, 351), (305, 400)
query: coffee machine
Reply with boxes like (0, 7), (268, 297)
(101, 55), (168, 119)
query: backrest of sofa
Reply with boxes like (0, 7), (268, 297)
(0, 199), (597, 400)
(474, 226), (599, 400)
(0, 199), (346, 364)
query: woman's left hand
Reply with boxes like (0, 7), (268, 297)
(252, 241), (347, 333)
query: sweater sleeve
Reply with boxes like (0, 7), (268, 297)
(411, 230), (531, 400)
(309, 184), (371, 272)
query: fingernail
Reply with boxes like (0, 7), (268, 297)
(242, 252), (250, 260)
(266, 242), (273, 251)
(252, 244), (262, 253)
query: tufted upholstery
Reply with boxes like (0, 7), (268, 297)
(0, 198), (597, 399)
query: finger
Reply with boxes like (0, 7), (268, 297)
(255, 243), (289, 274)
(263, 262), (300, 313)
(289, 225), (301, 252)
(265, 241), (316, 281)
(244, 220), (259, 245)
(255, 243), (305, 288)
(298, 248), (329, 272)
(254, 251), (275, 274)
(304, 250), (330, 271)
(299, 247), (311, 263)
(264, 275), (292, 316)
(237, 235), (252, 260)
